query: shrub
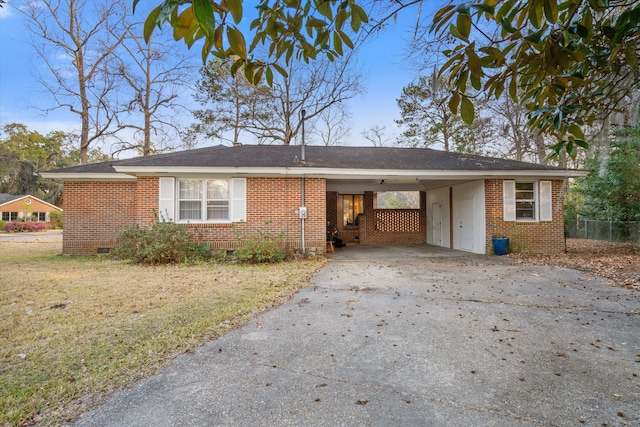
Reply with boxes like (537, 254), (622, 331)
(2, 221), (47, 232)
(0, 220), (5, 231)
(49, 211), (63, 229)
(114, 221), (211, 265)
(233, 224), (285, 264)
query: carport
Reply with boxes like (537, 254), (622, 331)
(326, 177), (487, 254)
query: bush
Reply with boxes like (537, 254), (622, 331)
(2, 221), (47, 232)
(49, 211), (63, 229)
(114, 221), (211, 265)
(0, 220), (5, 231)
(233, 225), (285, 264)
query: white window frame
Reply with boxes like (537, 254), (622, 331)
(158, 177), (246, 224)
(177, 178), (230, 223)
(503, 180), (553, 223)
(515, 181), (538, 221)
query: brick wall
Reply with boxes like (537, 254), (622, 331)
(485, 179), (565, 254)
(61, 177), (327, 255)
(62, 181), (137, 255)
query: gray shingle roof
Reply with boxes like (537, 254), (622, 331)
(0, 193), (25, 205)
(43, 145), (570, 174)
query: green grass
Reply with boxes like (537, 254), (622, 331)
(0, 238), (325, 426)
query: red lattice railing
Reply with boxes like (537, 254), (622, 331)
(375, 209), (421, 232)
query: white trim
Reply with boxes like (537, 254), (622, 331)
(113, 165), (587, 179)
(539, 180), (553, 221)
(158, 177), (175, 222)
(38, 172), (136, 181)
(503, 181), (516, 222)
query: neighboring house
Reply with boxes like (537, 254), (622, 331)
(40, 145), (587, 256)
(0, 193), (62, 223)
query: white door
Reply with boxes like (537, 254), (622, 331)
(432, 202), (442, 246)
(458, 197), (474, 251)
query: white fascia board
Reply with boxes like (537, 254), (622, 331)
(38, 172), (137, 181)
(113, 165), (588, 179)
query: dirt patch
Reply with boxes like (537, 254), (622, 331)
(509, 238), (640, 290)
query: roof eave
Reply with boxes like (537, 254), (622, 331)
(39, 172), (137, 181)
(113, 165), (587, 179)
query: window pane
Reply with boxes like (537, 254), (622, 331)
(2, 212), (8, 221)
(516, 182), (534, 191)
(207, 180), (229, 200)
(516, 201), (534, 218)
(179, 201), (201, 220)
(207, 201), (229, 220)
(179, 179), (202, 199)
(354, 195), (364, 215)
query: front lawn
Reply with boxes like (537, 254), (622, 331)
(0, 238), (324, 426)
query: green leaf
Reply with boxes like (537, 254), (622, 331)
(449, 23), (468, 42)
(528, 0), (543, 28)
(433, 5), (456, 24)
(449, 91), (460, 114)
(226, 26), (247, 59)
(472, 4), (495, 15)
(568, 123), (585, 139)
(333, 32), (343, 55)
(543, 0), (558, 22)
(173, 7), (196, 42)
(466, 46), (483, 78)
(193, 0), (215, 39)
(457, 14), (472, 40)
(225, 0), (243, 25)
(500, 16), (517, 33)
(144, 6), (162, 43)
(266, 66), (273, 86)
(460, 94), (475, 123)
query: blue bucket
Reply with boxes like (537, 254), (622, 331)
(492, 238), (509, 256)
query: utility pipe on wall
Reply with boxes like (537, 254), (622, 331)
(300, 109), (306, 254)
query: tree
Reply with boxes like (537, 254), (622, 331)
(113, 25), (196, 156)
(20, 0), (129, 164)
(431, 0), (640, 158)
(309, 105), (352, 146)
(566, 126), (640, 223)
(396, 73), (494, 154)
(139, 0), (370, 84)
(361, 125), (393, 147)
(486, 95), (549, 163)
(396, 73), (461, 152)
(0, 124), (81, 205)
(189, 59), (273, 146)
(190, 56), (363, 145)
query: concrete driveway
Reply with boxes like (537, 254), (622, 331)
(72, 245), (640, 426)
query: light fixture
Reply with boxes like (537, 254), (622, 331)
(380, 179), (385, 185)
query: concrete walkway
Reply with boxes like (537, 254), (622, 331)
(72, 245), (640, 426)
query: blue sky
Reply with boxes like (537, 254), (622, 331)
(0, 2), (436, 152)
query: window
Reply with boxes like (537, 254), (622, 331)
(2, 212), (18, 221)
(515, 182), (536, 219)
(178, 179), (230, 221)
(503, 180), (552, 222)
(32, 212), (46, 222)
(343, 194), (363, 226)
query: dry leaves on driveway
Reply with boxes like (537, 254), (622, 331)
(509, 239), (640, 291)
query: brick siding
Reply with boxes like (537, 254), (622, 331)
(61, 177), (326, 256)
(485, 179), (566, 254)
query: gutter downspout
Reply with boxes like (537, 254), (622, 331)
(300, 109), (306, 254)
